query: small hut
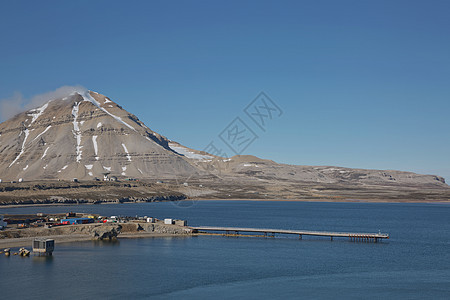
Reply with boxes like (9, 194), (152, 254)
(33, 238), (55, 256)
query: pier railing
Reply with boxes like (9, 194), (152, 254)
(191, 226), (389, 242)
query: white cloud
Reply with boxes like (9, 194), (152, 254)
(0, 92), (25, 121)
(0, 85), (87, 122)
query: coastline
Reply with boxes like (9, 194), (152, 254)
(194, 198), (450, 204)
(1, 198), (450, 209)
(0, 232), (194, 249)
(0, 234), (92, 249)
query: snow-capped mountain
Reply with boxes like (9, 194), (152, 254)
(0, 90), (206, 181)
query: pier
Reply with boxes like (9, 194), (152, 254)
(191, 226), (389, 242)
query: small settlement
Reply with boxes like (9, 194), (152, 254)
(1, 212), (189, 257)
(0, 212), (187, 229)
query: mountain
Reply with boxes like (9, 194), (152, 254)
(0, 90), (447, 195)
(0, 90), (202, 182)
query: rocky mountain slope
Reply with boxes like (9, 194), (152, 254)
(0, 90), (201, 181)
(0, 89), (447, 192)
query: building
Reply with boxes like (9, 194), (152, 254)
(174, 220), (187, 226)
(33, 238), (55, 256)
(61, 218), (94, 225)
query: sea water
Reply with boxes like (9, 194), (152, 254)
(1, 201), (449, 299)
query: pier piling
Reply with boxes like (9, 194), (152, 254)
(192, 226), (389, 242)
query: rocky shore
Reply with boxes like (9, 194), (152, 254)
(0, 195), (186, 206)
(0, 180), (187, 206)
(0, 222), (193, 248)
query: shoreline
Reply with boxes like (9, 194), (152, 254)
(0, 200), (174, 209)
(194, 198), (450, 204)
(2, 198), (450, 209)
(0, 232), (194, 249)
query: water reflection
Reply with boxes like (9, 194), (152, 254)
(32, 255), (54, 264)
(92, 239), (121, 247)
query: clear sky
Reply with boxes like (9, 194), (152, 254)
(0, 0), (449, 180)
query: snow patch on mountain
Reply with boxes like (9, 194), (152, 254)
(58, 165), (68, 173)
(169, 143), (213, 161)
(28, 102), (49, 124)
(72, 102), (83, 163)
(9, 129), (30, 167)
(77, 91), (136, 132)
(92, 135), (99, 160)
(122, 144), (132, 161)
(41, 146), (50, 159)
(32, 125), (51, 143)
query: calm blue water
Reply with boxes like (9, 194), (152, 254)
(1, 201), (450, 299)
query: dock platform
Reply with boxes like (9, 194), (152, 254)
(191, 226), (389, 242)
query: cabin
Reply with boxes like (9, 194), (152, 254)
(103, 173), (118, 182)
(174, 220), (188, 226)
(33, 238), (55, 256)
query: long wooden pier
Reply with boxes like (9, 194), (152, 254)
(191, 226), (389, 242)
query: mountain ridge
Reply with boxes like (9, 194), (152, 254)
(0, 90), (447, 190)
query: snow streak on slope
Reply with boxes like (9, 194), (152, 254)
(58, 165), (68, 173)
(169, 143), (213, 161)
(122, 144), (132, 161)
(77, 91), (136, 131)
(92, 135), (99, 160)
(9, 129), (30, 167)
(27, 102), (49, 124)
(72, 102), (82, 163)
(32, 125), (51, 142)
(41, 146), (50, 159)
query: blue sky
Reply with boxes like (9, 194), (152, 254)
(0, 0), (449, 180)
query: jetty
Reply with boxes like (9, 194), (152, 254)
(191, 226), (389, 242)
